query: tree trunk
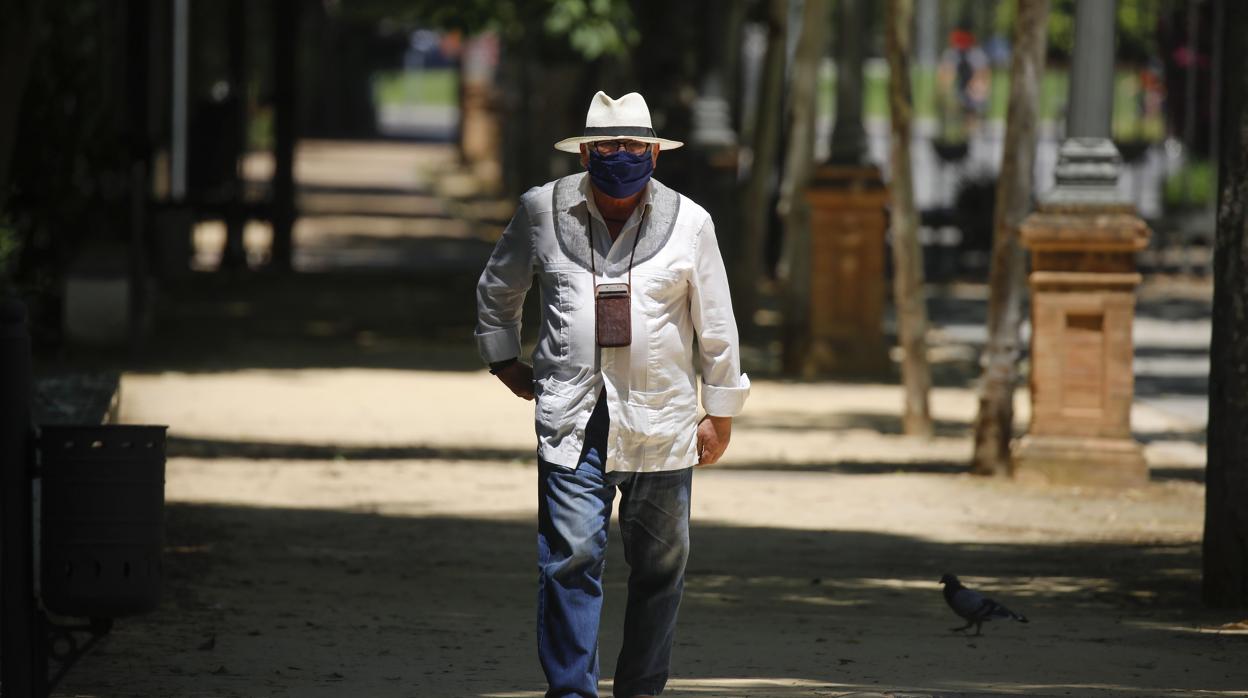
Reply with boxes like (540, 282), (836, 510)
(778, 0), (829, 365)
(884, 0), (932, 437)
(269, 0), (298, 271)
(735, 0), (787, 333)
(1203, 0), (1248, 609)
(221, 0), (248, 271)
(0, 0), (43, 212)
(969, 0), (1050, 477)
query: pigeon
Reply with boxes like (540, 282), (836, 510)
(939, 573), (1029, 635)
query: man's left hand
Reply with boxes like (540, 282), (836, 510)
(696, 415), (732, 466)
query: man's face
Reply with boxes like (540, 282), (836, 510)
(579, 140), (661, 169)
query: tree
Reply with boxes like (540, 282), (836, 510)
(969, 0), (1050, 477)
(777, 0), (829, 359)
(1203, 0), (1248, 608)
(0, 0), (43, 219)
(734, 0), (787, 331)
(884, 0), (932, 437)
(343, 0), (637, 59)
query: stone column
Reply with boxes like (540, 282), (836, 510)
(795, 0), (890, 377)
(1013, 0), (1151, 487)
(828, 0), (867, 165)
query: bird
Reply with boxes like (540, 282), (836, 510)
(939, 573), (1029, 635)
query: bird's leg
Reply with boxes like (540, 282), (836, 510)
(973, 622), (983, 636)
(949, 620), (975, 633)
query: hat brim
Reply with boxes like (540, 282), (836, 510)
(554, 135), (684, 153)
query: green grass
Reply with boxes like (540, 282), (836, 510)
(823, 65), (1163, 140)
(247, 107), (273, 152)
(1039, 70), (1066, 122)
(376, 64), (1163, 141)
(1164, 160), (1217, 209)
(373, 68), (459, 108)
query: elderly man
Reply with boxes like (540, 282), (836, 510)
(475, 91), (750, 698)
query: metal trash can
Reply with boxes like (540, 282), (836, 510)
(38, 425), (167, 618)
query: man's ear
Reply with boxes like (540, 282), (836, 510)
(652, 143), (661, 167)
(579, 144), (589, 168)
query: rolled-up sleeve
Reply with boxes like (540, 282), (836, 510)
(689, 217), (750, 416)
(475, 201), (534, 364)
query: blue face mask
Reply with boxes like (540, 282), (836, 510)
(587, 148), (654, 198)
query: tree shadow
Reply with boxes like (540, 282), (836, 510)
(164, 434), (1206, 485)
(43, 270), (501, 374)
(736, 411), (971, 438)
(166, 435), (534, 463)
(1135, 296), (1212, 323)
(52, 503), (1243, 698)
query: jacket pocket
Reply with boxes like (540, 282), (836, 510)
(622, 385), (698, 443)
(537, 374), (579, 423)
(637, 269), (683, 302)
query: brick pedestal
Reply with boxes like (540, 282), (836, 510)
(792, 164), (890, 377)
(1013, 204), (1150, 487)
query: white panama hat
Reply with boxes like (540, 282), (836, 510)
(553, 91), (684, 153)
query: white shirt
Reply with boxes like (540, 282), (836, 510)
(475, 174), (750, 472)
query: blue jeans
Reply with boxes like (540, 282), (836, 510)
(537, 392), (693, 698)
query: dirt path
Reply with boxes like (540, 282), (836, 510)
(44, 140), (1227, 697)
(47, 368), (1244, 698)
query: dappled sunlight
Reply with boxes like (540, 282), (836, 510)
(123, 369), (1205, 480)
(14, 0), (1233, 694)
(241, 140), (457, 191)
(51, 497), (1236, 697)
(1127, 619), (1248, 637)
(121, 369), (537, 451)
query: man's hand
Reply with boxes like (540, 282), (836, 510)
(696, 415), (732, 466)
(495, 361), (535, 400)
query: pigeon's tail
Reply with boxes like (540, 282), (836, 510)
(986, 601), (1028, 623)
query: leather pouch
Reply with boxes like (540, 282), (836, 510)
(594, 283), (631, 347)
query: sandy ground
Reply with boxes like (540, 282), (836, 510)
(47, 368), (1244, 698)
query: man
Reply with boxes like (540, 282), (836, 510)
(475, 91), (750, 698)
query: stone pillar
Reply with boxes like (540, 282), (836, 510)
(795, 165), (890, 376)
(1014, 208), (1149, 486)
(1013, 0), (1151, 487)
(791, 0), (889, 377)
(828, 0), (867, 165)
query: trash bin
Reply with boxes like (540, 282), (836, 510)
(38, 425), (167, 618)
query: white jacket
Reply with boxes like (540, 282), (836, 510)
(475, 174), (750, 472)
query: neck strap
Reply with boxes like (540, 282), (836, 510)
(589, 207), (647, 289)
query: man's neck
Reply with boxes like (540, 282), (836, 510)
(590, 184), (644, 223)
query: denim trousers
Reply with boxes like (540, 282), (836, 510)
(537, 391), (693, 698)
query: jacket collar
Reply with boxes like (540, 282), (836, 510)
(576, 172), (656, 225)
(552, 172), (680, 275)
